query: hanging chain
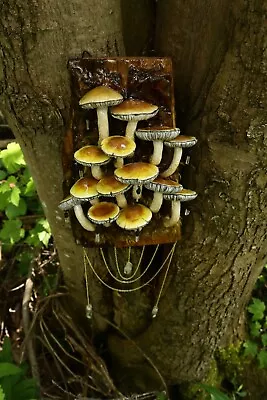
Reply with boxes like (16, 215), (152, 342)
(84, 244), (175, 293)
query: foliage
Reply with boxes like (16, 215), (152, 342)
(243, 265), (267, 368)
(0, 143), (51, 274)
(0, 337), (39, 400)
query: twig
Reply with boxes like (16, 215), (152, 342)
(22, 256), (40, 384)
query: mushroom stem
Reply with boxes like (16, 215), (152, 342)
(74, 205), (95, 231)
(125, 121), (138, 139)
(164, 201), (181, 227)
(116, 193), (128, 208)
(150, 192), (163, 213)
(150, 141), (163, 166)
(132, 185), (142, 201)
(96, 107), (109, 144)
(91, 166), (103, 180)
(114, 157), (124, 168)
(90, 198), (99, 205)
(161, 147), (183, 177)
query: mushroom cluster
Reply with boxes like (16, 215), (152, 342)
(59, 84), (198, 240)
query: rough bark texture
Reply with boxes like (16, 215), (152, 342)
(0, 0), (267, 397)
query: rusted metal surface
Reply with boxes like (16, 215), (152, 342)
(63, 57), (181, 247)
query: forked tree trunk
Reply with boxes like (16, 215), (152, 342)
(0, 0), (267, 397)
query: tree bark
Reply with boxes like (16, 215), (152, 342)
(1, 0), (267, 397)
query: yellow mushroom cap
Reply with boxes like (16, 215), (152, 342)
(115, 162), (159, 184)
(74, 145), (110, 166)
(145, 177), (183, 194)
(87, 201), (120, 224)
(116, 204), (152, 230)
(97, 175), (130, 196)
(111, 99), (158, 121)
(70, 177), (99, 199)
(79, 86), (123, 108)
(101, 136), (136, 158)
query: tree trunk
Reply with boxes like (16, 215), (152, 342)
(1, 0), (267, 397)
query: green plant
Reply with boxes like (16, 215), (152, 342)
(198, 383), (246, 400)
(0, 337), (39, 399)
(0, 142), (51, 275)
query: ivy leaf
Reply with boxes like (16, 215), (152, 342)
(10, 186), (21, 207)
(0, 363), (22, 378)
(23, 177), (36, 197)
(0, 338), (13, 363)
(261, 333), (267, 347)
(248, 298), (266, 321)
(0, 385), (5, 400)
(250, 321), (262, 337)
(0, 170), (7, 180)
(243, 340), (258, 357)
(0, 192), (10, 211)
(257, 350), (267, 368)
(0, 220), (25, 244)
(5, 198), (27, 219)
(198, 384), (230, 400)
(0, 143), (25, 173)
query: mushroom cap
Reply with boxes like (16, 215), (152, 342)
(87, 201), (120, 224)
(145, 177), (183, 194)
(136, 126), (180, 141)
(70, 177), (99, 199)
(79, 86), (123, 109)
(163, 189), (198, 201)
(97, 175), (131, 196)
(111, 99), (159, 121)
(116, 204), (152, 230)
(164, 135), (197, 148)
(115, 162), (159, 185)
(59, 194), (89, 211)
(101, 136), (136, 158)
(74, 145), (110, 166)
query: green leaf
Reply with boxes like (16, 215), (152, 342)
(11, 377), (39, 400)
(10, 186), (20, 207)
(261, 333), (267, 347)
(0, 363), (22, 378)
(0, 181), (11, 195)
(5, 198), (27, 219)
(250, 321), (262, 337)
(0, 170), (7, 180)
(0, 143), (25, 173)
(243, 340), (258, 357)
(248, 298), (266, 321)
(0, 385), (5, 400)
(257, 349), (267, 368)
(25, 219), (51, 248)
(0, 338), (13, 364)
(0, 191), (10, 211)
(0, 220), (25, 244)
(198, 384), (230, 400)
(23, 177), (36, 197)
(16, 251), (34, 276)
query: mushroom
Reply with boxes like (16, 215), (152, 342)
(101, 135), (136, 168)
(144, 177), (183, 213)
(79, 86), (123, 144)
(116, 204), (152, 233)
(136, 126), (180, 165)
(97, 175), (131, 208)
(88, 201), (120, 226)
(58, 194), (89, 211)
(67, 177), (101, 231)
(111, 99), (159, 140)
(74, 145), (110, 180)
(163, 189), (198, 227)
(114, 162), (159, 201)
(161, 136), (197, 178)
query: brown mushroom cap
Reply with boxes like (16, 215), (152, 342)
(70, 177), (99, 199)
(136, 126), (180, 141)
(74, 145), (110, 166)
(164, 135), (197, 148)
(101, 136), (136, 158)
(79, 86), (123, 109)
(116, 204), (152, 230)
(87, 201), (120, 224)
(114, 162), (159, 184)
(145, 177), (183, 194)
(111, 99), (158, 121)
(163, 189), (198, 201)
(97, 175), (130, 196)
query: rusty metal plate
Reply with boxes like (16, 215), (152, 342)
(63, 57), (181, 247)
